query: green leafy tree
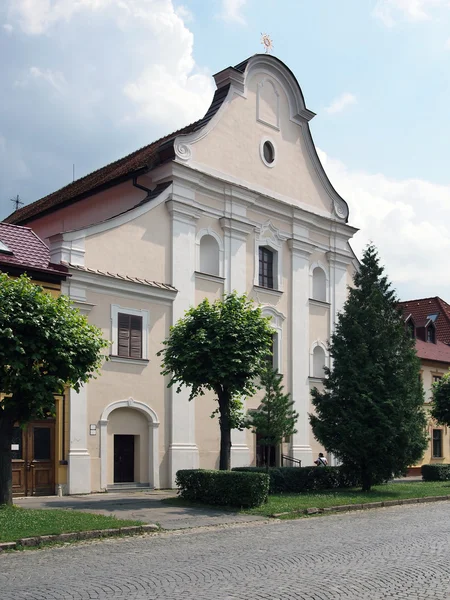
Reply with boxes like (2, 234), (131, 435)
(248, 368), (298, 470)
(431, 373), (450, 425)
(158, 292), (273, 470)
(309, 245), (427, 491)
(0, 274), (108, 505)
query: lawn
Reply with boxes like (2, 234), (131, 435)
(164, 481), (450, 517)
(244, 481), (450, 517)
(0, 506), (142, 543)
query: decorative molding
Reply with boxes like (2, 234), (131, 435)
(309, 260), (330, 303)
(257, 78), (280, 130)
(262, 306), (285, 373)
(326, 250), (354, 270)
(195, 228), (224, 278)
(310, 340), (329, 379)
(110, 304), (149, 360)
(174, 142), (193, 162)
(219, 217), (255, 240)
(287, 238), (314, 258)
(195, 271), (225, 284)
(166, 198), (201, 224)
(309, 298), (331, 309)
(108, 355), (149, 366)
(254, 221), (284, 291)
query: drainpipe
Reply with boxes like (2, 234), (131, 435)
(132, 176), (152, 195)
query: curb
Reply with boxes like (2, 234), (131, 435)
(0, 524), (159, 552)
(270, 495), (450, 518)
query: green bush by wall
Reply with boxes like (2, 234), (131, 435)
(232, 466), (361, 494)
(421, 464), (450, 481)
(175, 469), (270, 508)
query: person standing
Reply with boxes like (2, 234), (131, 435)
(314, 452), (328, 467)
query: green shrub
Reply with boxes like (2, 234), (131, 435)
(175, 469), (269, 508)
(421, 464), (450, 481)
(232, 466), (360, 494)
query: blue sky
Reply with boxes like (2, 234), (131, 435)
(1, 0), (450, 300)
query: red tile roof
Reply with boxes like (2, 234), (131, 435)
(66, 263), (176, 291)
(399, 297), (450, 345)
(415, 339), (450, 364)
(0, 222), (67, 277)
(5, 85), (231, 226)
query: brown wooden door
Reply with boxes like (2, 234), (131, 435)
(114, 435), (135, 483)
(12, 421), (55, 496)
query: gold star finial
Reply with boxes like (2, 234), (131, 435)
(261, 33), (274, 54)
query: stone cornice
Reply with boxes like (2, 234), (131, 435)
(219, 217), (255, 239)
(287, 238), (315, 258)
(165, 198), (201, 224)
(326, 250), (354, 270)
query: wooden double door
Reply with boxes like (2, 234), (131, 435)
(12, 421), (55, 496)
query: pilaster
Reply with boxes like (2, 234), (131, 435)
(67, 385), (91, 494)
(288, 239), (314, 466)
(166, 198), (200, 485)
(220, 216), (254, 467)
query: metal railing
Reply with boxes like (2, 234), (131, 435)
(281, 454), (302, 467)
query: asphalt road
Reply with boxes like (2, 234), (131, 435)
(1, 502), (450, 599)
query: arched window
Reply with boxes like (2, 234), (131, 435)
(259, 247), (274, 289)
(312, 267), (327, 302)
(199, 235), (220, 276)
(313, 345), (326, 378)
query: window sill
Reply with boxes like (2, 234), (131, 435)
(309, 298), (330, 308)
(108, 355), (149, 366)
(308, 376), (325, 383)
(195, 271), (225, 284)
(253, 285), (283, 297)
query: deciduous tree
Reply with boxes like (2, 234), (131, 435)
(431, 373), (450, 425)
(158, 293), (273, 470)
(0, 274), (108, 505)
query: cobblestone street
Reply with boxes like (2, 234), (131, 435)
(1, 502), (450, 600)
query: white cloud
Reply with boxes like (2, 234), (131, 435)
(325, 92), (357, 115)
(373, 0), (447, 27)
(14, 66), (67, 94)
(220, 0), (247, 24)
(318, 148), (450, 300)
(3, 23), (13, 33)
(7, 0), (214, 130)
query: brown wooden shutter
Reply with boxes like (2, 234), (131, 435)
(130, 315), (143, 359)
(118, 313), (130, 357)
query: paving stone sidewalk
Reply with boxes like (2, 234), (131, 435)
(14, 490), (266, 530)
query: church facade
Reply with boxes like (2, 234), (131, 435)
(7, 54), (358, 493)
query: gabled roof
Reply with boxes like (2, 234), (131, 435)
(0, 222), (68, 278)
(399, 297), (450, 346)
(4, 84), (230, 226)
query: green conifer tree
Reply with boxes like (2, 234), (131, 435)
(249, 369), (298, 469)
(310, 245), (427, 491)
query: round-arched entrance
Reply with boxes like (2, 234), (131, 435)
(99, 398), (159, 490)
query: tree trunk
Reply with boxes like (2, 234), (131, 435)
(361, 469), (372, 492)
(0, 418), (15, 506)
(218, 391), (231, 471)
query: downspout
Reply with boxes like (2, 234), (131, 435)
(132, 176), (152, 195)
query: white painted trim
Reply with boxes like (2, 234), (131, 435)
(259, 137), (277, 169)
(195, 228), (224, 278)
(310, 340), (329, 378)
(262, 306), (285, 373)
(254, 221), (283, 291)
(309, 261), (330, 303)
(111, 304), (149, 360)
(99, 398), (160, 490)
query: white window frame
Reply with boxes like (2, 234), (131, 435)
(309, 261), (330, 303)
(111, 304), (149, 361)
(195, 228), (224, 278)
(310, 340), (329, 379)
(254, 222), (283, 291)
(262, 306), (285, 373)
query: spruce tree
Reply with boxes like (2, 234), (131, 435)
(310, 245), (427, 491)
(249, 369), (298, 469)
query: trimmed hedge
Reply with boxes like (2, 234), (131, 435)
(232, 466), (360, 494)
(175, 469), (270, 508)
(421, 464), (450, 481)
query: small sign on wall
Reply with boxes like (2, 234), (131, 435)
(11, 444), (19, 451)
(90, 424), (97, 436)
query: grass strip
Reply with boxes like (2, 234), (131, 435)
(0, 505), (142, 543)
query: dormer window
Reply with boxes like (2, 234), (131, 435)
(427, 324), (436, 344)
(406, 318), (415, 339)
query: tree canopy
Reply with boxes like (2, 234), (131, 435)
(158, 292), (274, 470)
(0, 274), (108, 504)
(431, 373), (450, 425)
(309, 245), (427, 491)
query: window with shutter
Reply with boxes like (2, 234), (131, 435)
(117, 313), (143, 358)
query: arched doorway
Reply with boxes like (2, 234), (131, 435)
(99, 398), (159, 490)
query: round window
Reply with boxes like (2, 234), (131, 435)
(263, 141), (275, 164)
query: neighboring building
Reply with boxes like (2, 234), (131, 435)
(0, 222), (69, 496)
(6, 54), (358, 493)
(399, 298), (450, 474)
